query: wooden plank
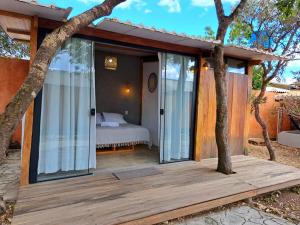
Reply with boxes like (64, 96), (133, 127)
(6, 28), (30, 35)
(194, 57), (205, 161)
(243, 64), (253, 153)
(119, 190), (255, 225)
(112, 167), (162, 180)
(12, 157), (300, 225)
(20, 15), (38, 186)
(196, 70), (249, 159)
(0, 10), (32, 20)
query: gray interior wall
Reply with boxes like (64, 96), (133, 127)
(95, 50), (142, 124)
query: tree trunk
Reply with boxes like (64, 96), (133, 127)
(0, 0), (125, 164)
(213, 45), (233, 174)
(253, 83), (277, 161)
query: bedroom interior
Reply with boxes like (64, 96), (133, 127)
(94, 42), (160, 170)
(34, 37), (197, 182)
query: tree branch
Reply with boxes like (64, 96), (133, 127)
(228, 0), (248, 21)
(214, 0), (225, 22)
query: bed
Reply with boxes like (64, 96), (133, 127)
(96, 113), (151, 150)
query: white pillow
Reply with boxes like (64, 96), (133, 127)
(102, 112), (127, 124)
(96, 113), (103, 125)
(100, 122), (119, 127)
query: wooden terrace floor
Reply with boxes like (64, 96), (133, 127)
(12, 156), (300, 225)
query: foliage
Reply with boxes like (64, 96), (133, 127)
(281, 95), (300, 121)
(228, 21), (252, 46)
(250, 93), (267, 112)
(203, 26), (216, 40)
(252, 66), (263, 89)
(292, 70), (300, 82)
(0, 27), (29, 59)
(229, 0), (300, 84)
(276, 0), (300, 19)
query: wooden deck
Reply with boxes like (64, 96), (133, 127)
(12, 156), (300, 225)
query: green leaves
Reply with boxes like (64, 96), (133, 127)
(252, 66), (263, 90)
(203, 26), (216, 40)
(276, 0), (300, 19)
(229, 20), (252, 45)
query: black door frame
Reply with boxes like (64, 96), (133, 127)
(29, 28), (200, 183)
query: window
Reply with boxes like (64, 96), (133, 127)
(226, 58), (247, 74)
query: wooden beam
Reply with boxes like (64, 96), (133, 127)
(7, 28), (31, 36)
(20, 15), (38, 186)
(0, 10), (32, 20)
(13, 38), (30, 43)
(248, 60), (262, 66)
(194, 57), (205, 161)
(38, 18), (201, 55)
(243, 63), (253, 155)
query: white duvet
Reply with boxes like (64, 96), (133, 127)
(96, 123), (151, 149)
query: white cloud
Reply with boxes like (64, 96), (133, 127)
(144, 9), (152, 14)
(158, 0), (181, 13)
(191, 0), (238, 7)
(117, 0), (146, 10)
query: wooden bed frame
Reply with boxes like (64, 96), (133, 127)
(96, 144), (135, 155)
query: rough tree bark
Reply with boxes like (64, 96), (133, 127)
(213, 0), (247, 174)
(0, 0), (125, 163)
(252, 28), (297, 161)
(253, 81), (277, 161)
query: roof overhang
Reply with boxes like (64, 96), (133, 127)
(97, 19), (286, 61)
(0, 0), (71, 41)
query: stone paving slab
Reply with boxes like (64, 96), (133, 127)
(171, 206), (295, 225)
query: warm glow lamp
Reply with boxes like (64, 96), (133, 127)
(203, 62), (209, 71)
(104, 56), (117, 70)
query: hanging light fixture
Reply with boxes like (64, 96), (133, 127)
(104, 56), (117, 70)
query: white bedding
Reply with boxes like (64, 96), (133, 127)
(96, 123), (151, 149)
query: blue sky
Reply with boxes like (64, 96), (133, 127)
(38, 0), (299, 82)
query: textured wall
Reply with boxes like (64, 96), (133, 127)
(141, 62), (159, 146)
(249, 91), (291, 139)
(0, 57), (29, 143)
(95, 51), (142, 125)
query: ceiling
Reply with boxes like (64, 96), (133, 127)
(95, 42), (156, 57)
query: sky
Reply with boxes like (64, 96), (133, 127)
(38, 0), (299, 83)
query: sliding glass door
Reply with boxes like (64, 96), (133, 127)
(159, 53), (196, 163)
(37, 38), (96, 181)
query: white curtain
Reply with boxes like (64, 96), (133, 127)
(159, 53), (195, 162)
(38, 38), (96, 174)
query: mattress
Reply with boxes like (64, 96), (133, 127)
(96, 123), (151, 149)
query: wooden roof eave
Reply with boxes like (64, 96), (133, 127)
(38, 18), (202, 55)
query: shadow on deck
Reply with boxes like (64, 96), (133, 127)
(12, 156), (300, 225)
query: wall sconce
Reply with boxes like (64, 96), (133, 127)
(104, 56), (117, 70)
(202, 62), (209, 71)
(123, 84), (131, 95)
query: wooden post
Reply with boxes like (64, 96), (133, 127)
(243, 63), (254, 154)
(194, 56), (204, 161)
(20, 15), (38, 186)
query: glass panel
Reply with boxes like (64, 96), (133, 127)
(226, 58), (246, 74)
(160, 53), (196, 163)
(37, 38), (95, 181)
